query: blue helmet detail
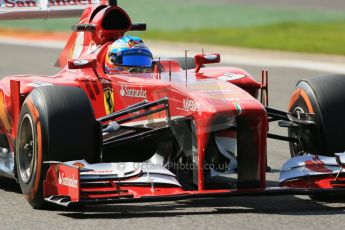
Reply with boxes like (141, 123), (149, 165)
(108, 35), (153, 68)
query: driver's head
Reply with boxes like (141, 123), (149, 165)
(105, 35), (153, 73)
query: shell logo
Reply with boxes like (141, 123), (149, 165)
(73, 162), (85, 169)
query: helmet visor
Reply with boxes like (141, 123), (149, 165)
(121, 55), (153, 68)
(113, 49), (153, 68)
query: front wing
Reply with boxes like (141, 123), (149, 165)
(43, 158), (345, 207)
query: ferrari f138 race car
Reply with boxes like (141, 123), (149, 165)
(1, 0), (345, 209)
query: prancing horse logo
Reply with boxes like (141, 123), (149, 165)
(103, 87), (114, 115)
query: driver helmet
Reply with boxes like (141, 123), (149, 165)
(105, 35), (153, 73)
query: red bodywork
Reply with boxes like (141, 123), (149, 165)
(2, 4), (343, 206)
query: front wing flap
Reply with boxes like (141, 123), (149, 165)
(43, 160), (186, 207)
(279, 153), (345, 188)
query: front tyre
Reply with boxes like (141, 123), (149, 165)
(288, 74), (345, 157)
(16, 86), (99, 208)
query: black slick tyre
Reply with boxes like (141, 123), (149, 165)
(16, 86), (99, 209)
(288, 74), (345, 157)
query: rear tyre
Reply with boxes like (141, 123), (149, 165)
(16, 86), (99, 209)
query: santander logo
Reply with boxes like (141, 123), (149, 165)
(120, 85), (147, 99)
(58, 172), (78, 188)
(1, 0), (93, 8)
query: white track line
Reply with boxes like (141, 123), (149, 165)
(1, 36), (344, 73)
(148, 43), (345, 74)
(221, 56), (345, 74)
(0, 37), (64, 49)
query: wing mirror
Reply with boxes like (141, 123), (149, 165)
(68, 59), (97, 70)
(194, 53), (220, 73)
(130, 23), (147, 31)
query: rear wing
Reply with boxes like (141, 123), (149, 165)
(0, 0), (109, 20)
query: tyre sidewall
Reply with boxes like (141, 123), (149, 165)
(16, 92), (48, 208)
(15, 86), (99, 208)
(288, 81), (325, 155)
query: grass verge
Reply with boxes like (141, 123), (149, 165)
(136, 21), (345, 55)
(0, 0), (344, 55)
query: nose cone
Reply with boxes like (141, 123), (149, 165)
(187, 80), (263, 116)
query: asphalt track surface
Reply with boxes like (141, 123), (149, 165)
(1, 43), (345, 230)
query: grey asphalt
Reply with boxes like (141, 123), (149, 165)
(1, 44), (345, 230)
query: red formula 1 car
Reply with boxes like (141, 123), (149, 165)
(1, 0), (345, 209)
